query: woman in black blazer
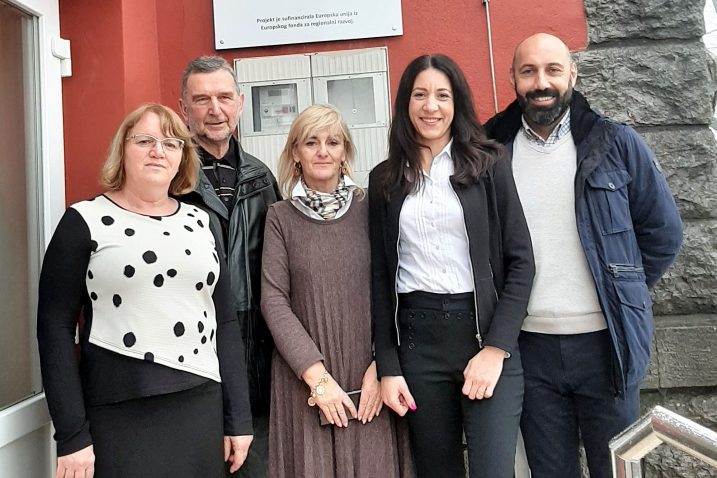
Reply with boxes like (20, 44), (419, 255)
(368, 54), (535, 478)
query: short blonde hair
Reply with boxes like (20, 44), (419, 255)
(277, 104), (358, 198)
(101, 104), (199, 195)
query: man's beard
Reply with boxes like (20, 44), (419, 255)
(517, 84), (573, 126)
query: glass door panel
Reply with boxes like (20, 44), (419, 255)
(0, 0), (41, 411)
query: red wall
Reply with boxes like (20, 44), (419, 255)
(60, 0), (586, 204)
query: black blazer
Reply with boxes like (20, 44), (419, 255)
(368, 156), (535, 377)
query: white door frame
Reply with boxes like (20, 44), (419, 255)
(0, 0), (65, 475)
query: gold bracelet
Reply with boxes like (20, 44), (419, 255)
(307, 372), (329, 407)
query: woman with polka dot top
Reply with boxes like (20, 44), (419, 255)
(37, 104), (253, 478)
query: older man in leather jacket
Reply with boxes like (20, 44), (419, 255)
(180, 56), (280, 477)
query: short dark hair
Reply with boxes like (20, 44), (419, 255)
(382, 54), (503, 198)
(181, 56), (240, 99)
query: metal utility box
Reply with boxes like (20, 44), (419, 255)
(235, 47), (390, 186)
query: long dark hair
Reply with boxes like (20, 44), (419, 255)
(382, 54), (503, 198)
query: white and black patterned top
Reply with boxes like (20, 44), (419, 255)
(72, 195), (222, 379)
(37, 195), (252, 456)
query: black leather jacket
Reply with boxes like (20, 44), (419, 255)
(184, 139), (280, 415)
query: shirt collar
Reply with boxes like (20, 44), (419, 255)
(520, 108), (571, 147)
(435, 139), (453, 162)
(291, 175), (358, 199)
(198, 136), (238, 168)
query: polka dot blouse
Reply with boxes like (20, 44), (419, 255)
(71, 195), (222, 381)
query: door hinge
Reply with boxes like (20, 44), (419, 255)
(51, 37), (72, 77)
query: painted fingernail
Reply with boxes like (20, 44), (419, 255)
(409, 404), (417, 411)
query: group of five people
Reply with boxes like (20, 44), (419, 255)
(38, 32), (682, 478)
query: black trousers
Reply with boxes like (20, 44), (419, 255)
(397, 292), (524, 478)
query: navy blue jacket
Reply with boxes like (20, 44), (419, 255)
(484, 91), (683, 396)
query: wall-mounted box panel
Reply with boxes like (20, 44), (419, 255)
(312, 73), (389, 128)
(233, 48), (390, 186)
(240, 79), (312, 137)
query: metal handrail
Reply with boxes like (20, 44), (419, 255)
(610, 405), (717, 478)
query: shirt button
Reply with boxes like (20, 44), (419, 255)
(608, 182), (616, 190)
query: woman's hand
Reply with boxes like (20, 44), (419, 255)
(462, 346), (506, 400)
(224, 435), (253, 473)
(380, 375), (416, 416)
(357, 361), (383, 423)
(56, 444), (95, 478)
(302, 362), (357, 427)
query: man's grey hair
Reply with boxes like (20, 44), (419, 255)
(181, 56), (240, 99)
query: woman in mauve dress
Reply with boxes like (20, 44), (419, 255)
(260, 104), (413, 478)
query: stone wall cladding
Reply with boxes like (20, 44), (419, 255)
(585, 0), (705, 43)
(576, 43), (717, 125)
(652, 315), (717, 387)
(653, 221), (717, 315)
(638, 127), (717, 220)
(578, 1), (716, 476)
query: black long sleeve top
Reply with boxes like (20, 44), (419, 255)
(37, 199), (253, 456)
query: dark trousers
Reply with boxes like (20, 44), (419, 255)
(398, 292), (524, 478)
(519, 330), (640, 478)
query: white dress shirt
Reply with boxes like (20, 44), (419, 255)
(397, 141), (474, 294)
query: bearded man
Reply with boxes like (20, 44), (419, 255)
(485, 33), (682, 478)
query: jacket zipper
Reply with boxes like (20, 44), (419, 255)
(488, 261), (499, 302)
(393, 225), (402, 346)
(608, 263), (644, 277)
(450, 187), (484, 349)
(241, 201), (253, 306)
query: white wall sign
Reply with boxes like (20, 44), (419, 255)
(213, 0), (403, 50)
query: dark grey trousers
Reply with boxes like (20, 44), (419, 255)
(397, 292), (524, 478)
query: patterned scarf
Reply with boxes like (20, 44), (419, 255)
(299, 178), (351, 220)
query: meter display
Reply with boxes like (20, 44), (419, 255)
(251, 83), (299, 133)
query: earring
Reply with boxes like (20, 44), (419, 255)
(293, 161), (302, 177)
(340, 161), (347, 175)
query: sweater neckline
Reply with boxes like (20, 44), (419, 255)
(101, 193), (182, 218)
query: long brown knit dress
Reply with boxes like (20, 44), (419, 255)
(261, 197), (413, 478)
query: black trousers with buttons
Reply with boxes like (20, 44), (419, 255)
(397, 291), (524, 478)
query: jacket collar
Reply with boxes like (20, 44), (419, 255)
(484, 90), (600, 147)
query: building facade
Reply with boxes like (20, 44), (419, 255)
(0, 0), (714, 476)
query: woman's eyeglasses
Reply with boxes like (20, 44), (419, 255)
(127, 134), (185, 152)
